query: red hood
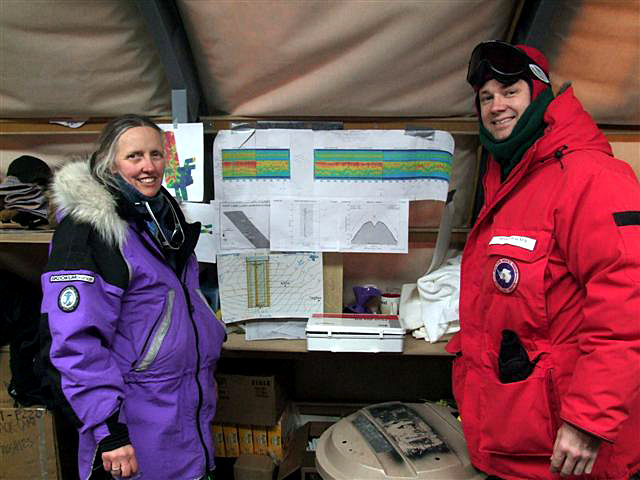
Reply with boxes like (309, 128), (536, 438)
(534, 85), (613, 162)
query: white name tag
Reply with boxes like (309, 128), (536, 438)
(50, 274), (95, 283)
(489, 235), (537, 251)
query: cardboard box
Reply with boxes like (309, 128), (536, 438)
(252, 426), (269, 455)
(0, 347), (15, 408)
(238, 424), (254, 455)
(233, 453), (276, 480)
(0, 407), (61, 480)
(214, 374), (286, 426)
(277, 422), (334, 480)
(212, 423), (226, 457)
(223, 424), (240, 457)
(267, 404), (297, 462)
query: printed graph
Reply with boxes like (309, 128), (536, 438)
(345, 202), (404, 251)
(222, 149), (291, 180)
(246, 255), (270, 308)
(223, 211), (270, 249)
(217, 252), (323, 323)
(314, 149), (452, 181)
(351, 221), (397, 245)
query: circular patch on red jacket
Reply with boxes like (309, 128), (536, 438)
(493, 258), (519, 293)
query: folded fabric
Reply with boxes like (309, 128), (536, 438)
(14, 206), (49, 219)
(0, 175), (35, 195)
(5, 188), (45, 204)
(9, 196), (46, 209)
(399, 254), (461, 343)
(417, 255), (461, 343)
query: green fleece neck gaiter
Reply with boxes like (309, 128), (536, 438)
(479, 87), (554, 181)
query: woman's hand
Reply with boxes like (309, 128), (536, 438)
(550, 422), (601, 476)
(102, 444), (138, 478)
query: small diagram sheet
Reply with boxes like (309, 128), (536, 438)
(217, 252), (324, 324)
(181, 202), (219, 263)
(270, 197), (409, 253)
(159, 123), (204, 202)
(213, 129), (453, 202)
(220, 200), (270, 252)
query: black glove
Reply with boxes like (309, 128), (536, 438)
(498, 329), (536, 383)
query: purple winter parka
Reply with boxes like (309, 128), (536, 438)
(40, 161), (227, 479)
(446, 86), (640, 479)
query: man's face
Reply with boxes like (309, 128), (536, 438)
(479, 79), (531, 140)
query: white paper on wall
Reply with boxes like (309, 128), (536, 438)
(270, 197), (409, 253)
(159, 123), (204, 202)
(181, 201), (219, 263)
(217, 251), (323, 323)
(213, 129), (453, 202)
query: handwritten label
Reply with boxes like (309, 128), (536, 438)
(489, 235), (537, 251)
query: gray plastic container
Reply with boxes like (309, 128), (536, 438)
(315, 402), (486, 480)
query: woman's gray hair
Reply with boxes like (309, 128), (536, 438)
(91, 114), (163, 188)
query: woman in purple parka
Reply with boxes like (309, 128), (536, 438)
(40, 114), (226, 479)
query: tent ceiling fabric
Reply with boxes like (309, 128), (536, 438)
(0, 0), (638, 124)
(177, 0), (515, 117)
(0, 0), (171, 118)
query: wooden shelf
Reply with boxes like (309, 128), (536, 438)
(1, 116), (636, 137)
(0, 229), (54, 243)
(221, 332), (451, 356)
(0, 228), (468, 246)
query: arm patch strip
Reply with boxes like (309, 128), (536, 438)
(613, 211), (640, 227)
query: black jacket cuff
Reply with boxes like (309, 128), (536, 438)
(98, 410), (131, 452)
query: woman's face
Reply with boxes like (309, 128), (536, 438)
(113, 126), (165, 197)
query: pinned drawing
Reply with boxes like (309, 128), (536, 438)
(180, 201), (218, 263)
(213, 129), (454, 201)
(159, 123), (204, 202)
(351, 221), (398, 245)
(219, 200), (270, 252)
(222, 149), (290, 180)
(314, 149), (452, 182)
(217, 252), (323, 323)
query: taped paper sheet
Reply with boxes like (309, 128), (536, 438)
(181, 201), (219, 263)
(213, 129), (453, 202)
(217, 252), (323, 323)
(270, 197), (409, 253)
(159, 123), (204, 202)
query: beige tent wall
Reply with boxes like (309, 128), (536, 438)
(0, 0), (171, 118)
(549, 0), (640, 124)
(177, 0), (516, 117)
(0, 1), (637, 123)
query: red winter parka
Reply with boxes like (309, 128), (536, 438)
(446, 86), (640, 479)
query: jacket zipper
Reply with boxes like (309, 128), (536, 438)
(139, 220), (211, 473)
(133, 290), (175, 372)
(181, 277), (211, 475)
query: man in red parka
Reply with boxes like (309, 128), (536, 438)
(446, 40), (640, 479)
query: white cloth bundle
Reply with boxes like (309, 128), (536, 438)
(399, 254), (461, 343)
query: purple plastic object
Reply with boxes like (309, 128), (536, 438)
(345, 285), (381, 313)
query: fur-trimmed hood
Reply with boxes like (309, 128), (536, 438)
(51, 161), (128, 247)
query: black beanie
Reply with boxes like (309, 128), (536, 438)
(6, 155), (52, 185)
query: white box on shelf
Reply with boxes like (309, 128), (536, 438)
(305, 313), (405, 353)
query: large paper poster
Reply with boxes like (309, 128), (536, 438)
(217, 252), (323, 323)
(159, 123), (204, 202)
(213, 129), (454, 202)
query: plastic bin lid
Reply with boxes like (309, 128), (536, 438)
(306, 313), (405, 336)
(315, 402), (486, 480)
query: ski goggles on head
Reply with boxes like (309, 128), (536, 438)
(467, 40), (550, 88)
